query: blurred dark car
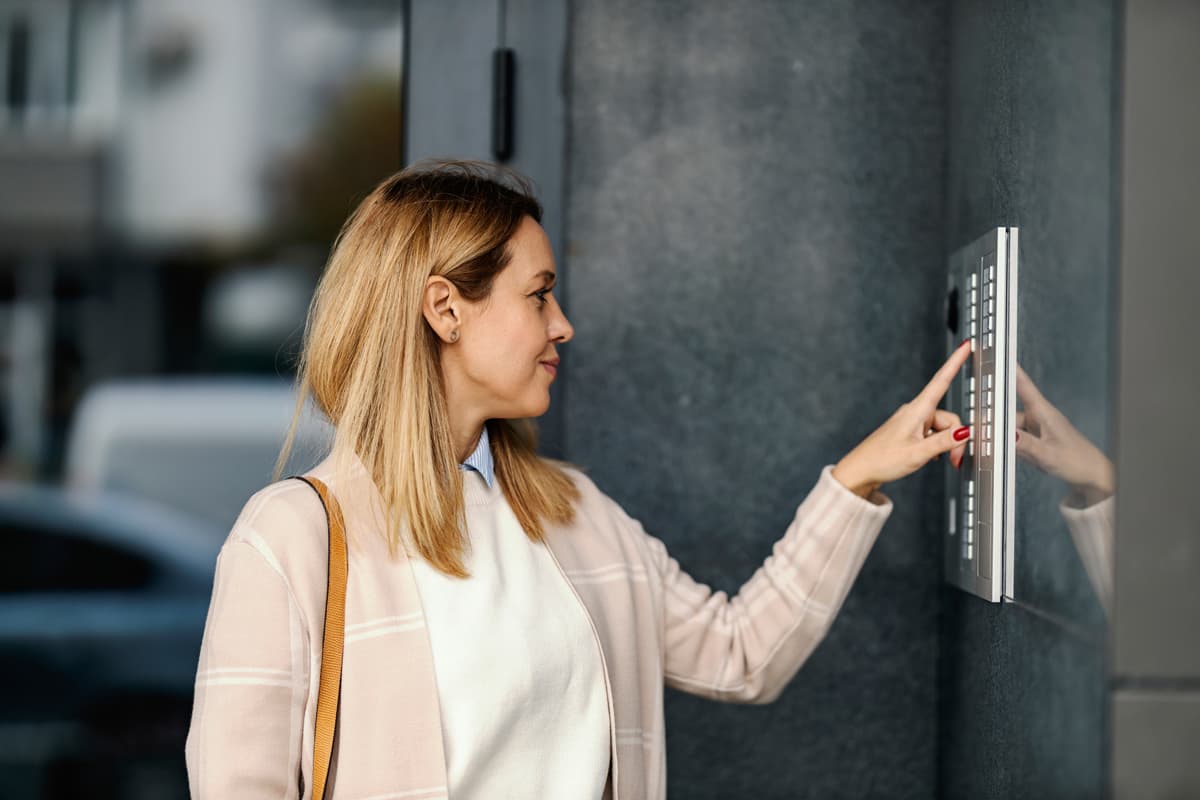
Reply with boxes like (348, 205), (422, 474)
(0, 481), (222, 800)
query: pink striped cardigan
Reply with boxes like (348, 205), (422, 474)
(185, 451), (894, 799)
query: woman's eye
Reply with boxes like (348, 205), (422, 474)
(533, 289), (551, 306)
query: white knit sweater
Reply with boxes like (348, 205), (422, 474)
(408, 471), (610, 798)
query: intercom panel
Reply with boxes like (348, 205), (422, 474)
(944, 227), (1018, 603)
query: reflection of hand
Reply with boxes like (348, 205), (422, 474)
(1014, 363), (1115, 505)
(832, 340), (973, 499)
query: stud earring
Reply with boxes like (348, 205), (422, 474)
(449, 329), (459, 342)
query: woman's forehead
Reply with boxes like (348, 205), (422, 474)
(503, 218), (555, 280)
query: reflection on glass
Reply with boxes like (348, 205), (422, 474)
(1015, 363), (1115, 616)
(1008, 228), (1116, 638)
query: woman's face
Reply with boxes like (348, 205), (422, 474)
(433, 215), (574, 422)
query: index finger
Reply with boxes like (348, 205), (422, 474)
(914, 338), (972, 411)
(1014, 362), (1047, 411)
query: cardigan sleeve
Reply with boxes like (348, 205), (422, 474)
(635, 464), (893, 705)
(1059, 493), (1115, 616)
(185, 537), (310, 799)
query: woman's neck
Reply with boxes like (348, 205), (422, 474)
(453, 420), (484, 464)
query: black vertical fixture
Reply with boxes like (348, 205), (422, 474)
(399, 0), (411, 166)
(491, 0), (513, 161)
(7, 16), (30, 113)
(65, 0), (81, 107)
(492, 47), (515, 161)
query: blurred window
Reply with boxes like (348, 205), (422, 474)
(1, 1), (78, 125)
(5, 17), (31, 113)
(2, 524), (154, 592)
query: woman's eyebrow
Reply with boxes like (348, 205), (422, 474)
(531, 270), (557, 285)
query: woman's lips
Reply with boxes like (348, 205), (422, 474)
(541, 362), (557, 377)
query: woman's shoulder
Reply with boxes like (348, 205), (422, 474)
(223, 476), (330, 571)
(547, 460), (646, 535)
(547, 460), (610, 511)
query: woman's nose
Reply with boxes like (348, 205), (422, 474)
(552, 303), (574, 343)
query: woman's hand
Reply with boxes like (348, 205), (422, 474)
(831, 339), (974, 498)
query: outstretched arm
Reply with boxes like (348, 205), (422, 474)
(634, 465), (893, 704)
(642, 339), (975, 703)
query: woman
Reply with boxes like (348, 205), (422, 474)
(185, 160), (973, 799)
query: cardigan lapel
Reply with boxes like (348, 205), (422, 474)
(312, 451), (452, 797)
(541, 522), (623, 800)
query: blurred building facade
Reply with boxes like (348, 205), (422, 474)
(1, 3), (402, 795)
(0, 0), (404, 478)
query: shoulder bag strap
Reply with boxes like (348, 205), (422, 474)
(294, 476), (348, 800)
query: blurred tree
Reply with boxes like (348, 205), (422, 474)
(270, 75), (403, 248)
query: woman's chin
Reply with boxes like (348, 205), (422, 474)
(530, 392), (552, 417)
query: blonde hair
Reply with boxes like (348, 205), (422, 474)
(275, 159), (582, 578)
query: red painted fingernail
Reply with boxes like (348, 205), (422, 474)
(1015, 431), (1020, 442)
(953, 426), (971, 441)
(959, 337), (970, 349)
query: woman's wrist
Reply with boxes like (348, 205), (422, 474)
(1069, 462), (1116, 507)
(832, 458), (880, 499)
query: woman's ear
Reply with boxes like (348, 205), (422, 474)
(423, 276), (461, 342)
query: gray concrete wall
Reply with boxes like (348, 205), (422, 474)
(407, 2), (1188, 795)
(564, 2), (948, 796)
(938, 0), (1117, 797)
(1112, 1), (1200, 797)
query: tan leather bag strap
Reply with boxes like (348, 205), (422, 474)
(295, 476), (347, 800)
